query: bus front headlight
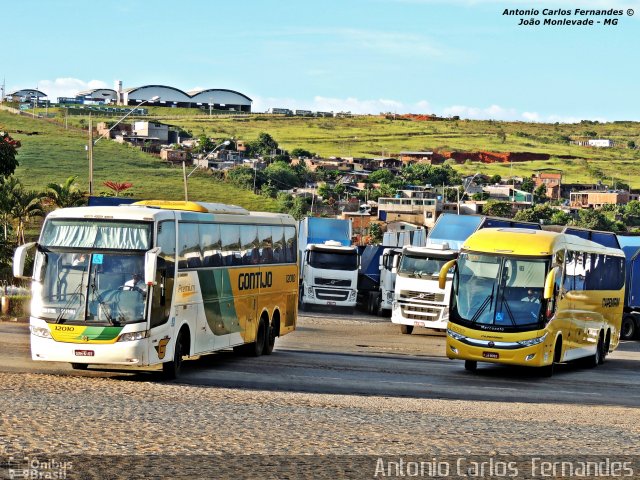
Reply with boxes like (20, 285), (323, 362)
(118, 331), (149, 342)
(517, 332), (547, 347)
(30, 326), (52, 339)
(447, 328), (465, 341)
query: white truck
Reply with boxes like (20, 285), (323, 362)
(378, 248), (402, 316)
(391, 243), (457, 334)
(298, 217), (359, 312)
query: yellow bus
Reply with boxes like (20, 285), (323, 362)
(14, 200), (298, 379)
(439, 228), (625, 376)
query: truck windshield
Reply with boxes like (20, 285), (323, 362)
(308, 251), (358, 271)
(451, 252), (549, 330)
(35, 251), (147, 325)
(398, 255), (450, 279)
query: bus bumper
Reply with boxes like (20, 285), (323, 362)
(446, 337), (551, 367)
(31, 334), (149, 366)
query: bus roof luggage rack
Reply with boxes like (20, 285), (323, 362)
(131, 200), (249, 215)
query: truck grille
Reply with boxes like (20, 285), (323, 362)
(400, 304), (443, 320)
(315, 288), (350, 301)
(399, 290), (445, 303)
(314, 278), (351, 287)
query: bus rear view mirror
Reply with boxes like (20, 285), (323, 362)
(439, 259), (457, 290)
(13, 242), (36, 279)
(145, 247), (161, 286)
(544, 267), (557, 300)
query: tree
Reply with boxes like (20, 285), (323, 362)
(289, 196), (310, 220)
(103, 181), (134, 197)
(0, 131), (21, 179)
(497, 130), (506, 143)
(368, 223), (383, 244)
(226, 166), (266, 191)
(47, 176), (86, 208)
(246, 132), (279, 158)
(550, 210), (572, 226)
(368, 169), (395, 184)
(627, 140), (636, 150)
(196, 134), (215, 153)
(521, 177), (535, 193)
(10, 188), (45, 244)
(489, 174), (502, 184)
(533, 185), (548, 203)
(571, 209), (611, 231)
(264, 161), (302, 190)
(514, 204), (556, 224)
(0, 177), (20, 240)
(290, 148), (314, 158)
(483, 201), (513, 218)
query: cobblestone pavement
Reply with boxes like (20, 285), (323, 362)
(2, 371), (640, 458)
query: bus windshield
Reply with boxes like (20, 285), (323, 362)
(451, 252), (549, 329)
(398, 254), (450, 279)
(41, 219), (152, 250)
(35, 251), (146, 325)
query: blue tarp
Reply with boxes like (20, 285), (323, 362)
(306, 217), (351, 246)
(88, 196), (139, 207)
(427, 213), (483, 251)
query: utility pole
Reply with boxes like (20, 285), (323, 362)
(88, 115), (94, 195)
(182, 161), (189, 201)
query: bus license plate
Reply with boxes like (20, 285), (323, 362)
(483, 352), (499, 359)
(326, 301), (336, 305)
(414, 321), (425, 327)
(75, 350), (94, 357)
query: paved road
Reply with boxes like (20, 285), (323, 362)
(3, 312), (640, 407)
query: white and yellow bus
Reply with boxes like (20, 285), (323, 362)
(439, 228), (625, 376)
(14, 200), (298, 378)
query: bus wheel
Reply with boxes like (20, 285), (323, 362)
(263, 321), (277, 356)
(464, 360), (477, 372)
(250, 318), (267, 357)
(71, 363), (88, 370)
(163, 332), (184, 380)
(587, 334), (603, 368)
(621, 316), (636, 340)
(400, 325), (413, 335)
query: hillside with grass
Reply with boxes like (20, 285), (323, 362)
(4, 106), (640, 192)
(0, 109), (279, 211)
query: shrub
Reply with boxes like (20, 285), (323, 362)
(3, 295), (30, 317)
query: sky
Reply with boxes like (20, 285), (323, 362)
(2, 0), (639, 122)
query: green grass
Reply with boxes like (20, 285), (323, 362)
(1, 110), (278, 211)
(5, 108), (640, 191)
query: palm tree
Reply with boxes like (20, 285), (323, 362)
(46, 175), (86, 208)
(10, 188), (45, 244)
(0, 177), (21, 240)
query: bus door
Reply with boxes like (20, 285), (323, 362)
(148, 219), (176, 364)
(562, 250), (583, 356)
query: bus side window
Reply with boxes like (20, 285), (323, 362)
(563, 251), (575, 292)
(272, 226), (285, 264)
(258, 225), (273, 265)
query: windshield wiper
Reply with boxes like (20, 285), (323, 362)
(498, 288), (517, 326)
(55, 271), (85, 324)
(90, 275), (116, 326)
(470, 282), (495, 324)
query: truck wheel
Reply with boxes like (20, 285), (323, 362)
(400, 325), (413, 335)
(464, 360), (477, 372)
(621, 316), (636, 340)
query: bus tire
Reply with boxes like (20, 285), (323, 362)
(464, 360), (477, 372)
(249, 317), (267, 357)
(400, 325), (413, 335)
(71, 363), (88, 370)
(263, 319), (277, 356)
(621, 316), (636, 340)
(163, 331), (184, 380)
(587, 333), (603, 368)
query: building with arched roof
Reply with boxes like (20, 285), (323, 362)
(76, 88), (118, 104)
(6, 89), (47, 102)
(121, 85), (251, 111)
